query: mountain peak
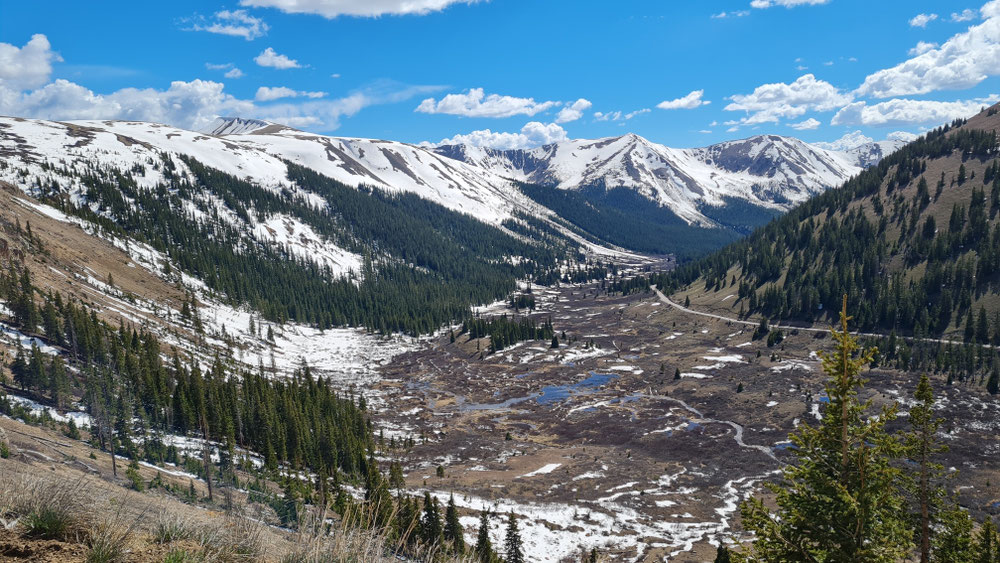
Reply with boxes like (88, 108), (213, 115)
(200, 116), (273, 136)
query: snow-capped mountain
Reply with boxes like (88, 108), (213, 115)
(812, 130), (912, 169)
(0, 116), (900, 239)
(435, 132), (890, 226)
(0, 116), (540, 226)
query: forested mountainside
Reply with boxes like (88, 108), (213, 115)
(0, 117), (896, 263)
(0, 143), (594, 335)
(660, 104), (1000, 341)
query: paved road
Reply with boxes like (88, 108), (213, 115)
(650, 286), (984, 350)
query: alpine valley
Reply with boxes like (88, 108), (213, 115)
(0, 108), (996, 563)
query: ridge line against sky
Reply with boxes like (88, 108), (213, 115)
(0, 0), (997, 149)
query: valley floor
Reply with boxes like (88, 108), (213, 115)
(369, 280), (1000, 562)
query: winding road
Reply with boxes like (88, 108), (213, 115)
(651, 286), (985, 350)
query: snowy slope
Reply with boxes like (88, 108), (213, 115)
(436, 132), (896, 226)
(0, 116), (538, 226)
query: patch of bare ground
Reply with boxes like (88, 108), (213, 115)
(373, 279), (1000, 560)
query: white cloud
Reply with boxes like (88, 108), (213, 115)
(813, 130), (874, 151)
(711, 10), (749, 18)
(909, 13), (938, 27)
(255, 86), (327, 101)
(555, 98), (592, 123)
(239, 0), (475, 18)
(908, 41), (939, 56)
(725, 74), (851, 124)
(415, 88), (558, 118)
(593, 108), (650, 121)
(656, 90), (709, 110)
(0, 79), (256, 131)
(887, 130), (918, 142)
(427, 121), (568, 150)
(831, 96), (998, 127)
(858, 4), (1000, 97)
(331, 73), (341, 78)
(750, 0), (829, 8)
(205, 62), (245, 79)
(789, 117), (821, 130)
(952, 8), (977, 22)
(0, 34), (62, 91)
(698, 129), (713, 133)
(187, 9), (269, 40)
(254, 47), (303, 69)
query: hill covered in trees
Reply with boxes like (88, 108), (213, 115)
(660, 104), (1000, 344)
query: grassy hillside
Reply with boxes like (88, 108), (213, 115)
(661, 105), (1000, 343)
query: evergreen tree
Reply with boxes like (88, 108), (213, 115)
(474, 510), (495, 563)
(976, 518), (998, 563)
(444, 494), (465, 553)
(715, 545), (732, 563)
(907, 374), (948, 563)
(933, 506), (975, 562)
(503, 511), (524, 563)
(736, 297), (912, 561)
(421, 491), (443, 547)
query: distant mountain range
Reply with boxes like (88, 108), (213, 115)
(0, 115), (903, 257)
(435, 132), (904, 227)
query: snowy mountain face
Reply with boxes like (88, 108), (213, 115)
(435, 132), (896, 226)
(0, 116), (899, 255)
(0, 116), (545, 227)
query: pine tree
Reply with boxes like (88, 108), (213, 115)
(976, 518), (998, 563)
(965, 310), (975, 343)
(988, 365), (999, 395)
(907, 374), (948, 563)
(444, 493), (465, 553)
(736, 297), (912, 562)
(474, 510), (494, 563)
(933, 506), (975, 562)
(715, 545), (732, 563)
(503, 511), (524, 563)
(421, 491), (443, 547)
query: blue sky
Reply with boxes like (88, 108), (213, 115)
(0, 0), (997, 148)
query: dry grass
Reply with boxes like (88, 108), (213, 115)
(0, 420), (477, 562)
(0, 471), (90, 541)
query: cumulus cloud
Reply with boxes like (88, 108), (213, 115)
(555, 98), (592, 123)
(427, 121), (568, 150)
(415, 88), (558, 118)
(887, 130), (919, 142)
(255, 86), (327, 101)
(225, 68), (245, 79)
(952, 8), (977, 22)
(813, 130), (874, 151)
(187, 9), (269, 40)
(594, 108), (650, 121)
(858, 4), (1000, 97)
(909, 13), (938, 27)
(0, 79), (256, 130)
(908, 41), (939, 56)
(725, 74), (851, 124)
(656, 90), (709, 110)
(750, 0), (829, 8)
(788, 117), (821, 130)
(240, 0), (476, 18)
(831, 96), (998, 127)
(255, 47), (303, 69)
(0, 34), (62, 91)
